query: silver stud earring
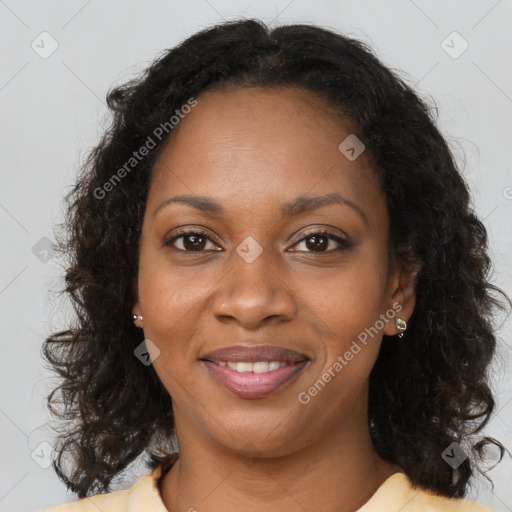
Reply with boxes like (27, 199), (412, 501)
(133, 315), (143, 328)
(395, 317), (407, 339)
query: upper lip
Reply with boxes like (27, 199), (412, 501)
(200, 344), (309, 363)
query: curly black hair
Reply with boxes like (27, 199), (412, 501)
(43, 18), (511, 499)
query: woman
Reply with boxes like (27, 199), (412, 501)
(42, 18), (510, 512)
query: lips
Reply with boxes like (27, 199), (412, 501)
(201, 344), (308, 364)
(200, 344), (310, 399)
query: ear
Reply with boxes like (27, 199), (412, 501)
(132, 301), (143, 328)
(132, 301), (142, 316)
(131, 277), (143, 328)
(383, 258), (420, 337)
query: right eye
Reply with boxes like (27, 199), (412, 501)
(164, 229), (222, 252)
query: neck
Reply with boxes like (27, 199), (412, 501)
(160, 397), (400, 512)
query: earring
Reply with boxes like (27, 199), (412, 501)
(395, 317), (407, 339)
(133, 315), (143, 328)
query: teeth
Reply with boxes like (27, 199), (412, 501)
(235, 362), (253, 373)
(219, 361), (290, 373)
(253, 361), (269, 373)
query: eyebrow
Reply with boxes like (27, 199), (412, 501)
(153, 192), (369, 227)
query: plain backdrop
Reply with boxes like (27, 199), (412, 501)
(0, 1), (511, 511)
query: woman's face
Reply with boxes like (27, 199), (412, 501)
(133, 86), (414, 457)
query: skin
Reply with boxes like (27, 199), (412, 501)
(132, 86), (417, 512)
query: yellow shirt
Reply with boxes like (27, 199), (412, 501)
(42, 466), (497, 512)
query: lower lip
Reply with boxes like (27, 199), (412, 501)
(202, 360), (309, 399)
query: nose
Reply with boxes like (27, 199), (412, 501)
(212, 249), (297, 329)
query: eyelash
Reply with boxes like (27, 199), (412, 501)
(164, 228), (351, 254)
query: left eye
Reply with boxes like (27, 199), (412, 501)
(290, 231), (350, 253)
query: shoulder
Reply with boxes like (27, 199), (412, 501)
(407, 488), (497, 512)
(41, 466), (167, 512)
(41, 486), (130, 512)
(360, 472), (497, 512)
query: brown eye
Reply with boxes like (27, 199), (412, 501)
(290, 230), (351, 253)
(304, 234), (329, 252)
(165, 230), (220, 252)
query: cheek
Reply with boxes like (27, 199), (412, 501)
(139, 279), (204, 357)
(136, 247), (210, 367)
(302, 252), (387, 338)
(138, 275), (205, 405)
(301, 250), (388, 387)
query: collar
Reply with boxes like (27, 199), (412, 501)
(125, 464), (169, 512)
(123, 466), (493, 512)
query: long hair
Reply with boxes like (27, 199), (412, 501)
(43, 18), (510, 498)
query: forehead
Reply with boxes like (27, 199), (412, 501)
(148, 86), (384, 224)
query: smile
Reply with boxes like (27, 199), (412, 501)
(217, 360), (288, 373)
(200, 344), (310, 399)
(202, 359), (309, 399)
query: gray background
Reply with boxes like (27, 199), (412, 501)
(0, 1), (511, 511)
